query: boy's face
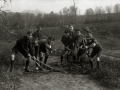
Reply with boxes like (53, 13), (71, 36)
(69, 26), (73, 31)
(37, 27), (41, 32)
(65, 33), (69, 36)
(76, 31), (81, 36)
(27, 33), (33, 39)
(48, 39), (53, 44)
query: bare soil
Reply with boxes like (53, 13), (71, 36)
(18, 56), (109, 90)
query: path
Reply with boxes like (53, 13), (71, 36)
(18, 56), (109, 90)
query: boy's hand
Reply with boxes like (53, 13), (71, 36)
(32, 56), (36, 60)
(28, 54), (31, 57)
(85, 46), (88, 49)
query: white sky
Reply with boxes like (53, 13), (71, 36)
(0, 0), (120, 14)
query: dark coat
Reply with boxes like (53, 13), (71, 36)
(13, 36), (35, 57)
(32, 30), (42, 40)
(61, 35), (73, 47)
(74, 34), (85, 46)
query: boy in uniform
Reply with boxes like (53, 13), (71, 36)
(10, 31), (36, 72)
(61, 29), (74, 64)
(74, 29), (85, 56)
(84, 28), (102, 69)
(32, 26), (43, 70)
(38, 36), (55, 65)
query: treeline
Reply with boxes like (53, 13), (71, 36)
(1, 4), (120, 29)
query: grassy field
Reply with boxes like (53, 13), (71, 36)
(0, 21), (120, 89)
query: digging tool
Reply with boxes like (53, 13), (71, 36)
(31, 57), (67, 74)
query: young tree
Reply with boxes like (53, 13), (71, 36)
(85, 8), (94, 15)
(106, 6), (112, 14)
(0, 0), (12, 30)
(113, 4), (120, 13)
(113, 4), (120, 21)
(106, 6), (112, 21)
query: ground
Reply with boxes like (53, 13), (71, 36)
(18, 56), (109, 90)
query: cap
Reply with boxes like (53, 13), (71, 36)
(65, 29), (69, 33)
(26, 31), (33, 35)
(75, 29), (80, 32)
(37, 25), (41, 28)
(83, 27), (90, 32)
(48, 36), (55, 41)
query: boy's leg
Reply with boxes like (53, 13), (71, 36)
(10, 47), (18, 72)
(34, 46), (39, 69)
(89, 58), (94, 68)
(61, 55), (63, 64)
(10, 54), (15, 72)
(97, 57), (100, 69)
(24, 56), (31, 72)
(96, 48), (102, 69)
(44, 52), (48, 64)
(61, 49), (68, 64)
(40, 52), (43, 66)
(89, 49), (96, 69)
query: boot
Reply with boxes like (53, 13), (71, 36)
(73, 56), (76, 60)
(40, 57), (43, 66)
(61, 55), (63, 65)
(97, 61), (100, 69)
(35, 61), (39, 70)
(24, 60), (30, 72)
(89, 60), (93, 69)
(44, 56), (48, 64)
(10, 60), (14, 72)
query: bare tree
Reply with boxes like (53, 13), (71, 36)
(0, 0), (12, 30)
(95, 6), (106, 15)
(106, 6), (112, 21)
(94, 6), (106, 22)
(72, 0), (77, 24)
(85, 8), (94, 23)
(85, 8), (94, 15)
(113, 4), (120, 21)
(113, 4), (120, 13)
(106, 6), (112, 14)
(62, 7), (69, 16)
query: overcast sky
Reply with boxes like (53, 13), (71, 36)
(1, 0), (120, 14)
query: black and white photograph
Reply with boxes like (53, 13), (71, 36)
(0, 0), (120, 90)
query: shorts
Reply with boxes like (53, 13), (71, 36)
(77, 48), (86, 57)
(12, 45), (28, 58)
(90, 46), (102, 58)
(39, 43), (47, 53)
(34, 45), (40, 57)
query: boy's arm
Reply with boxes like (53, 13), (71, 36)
(29, 40), (35, 57)
(85, 39), (97, 48)
(21, 39), (31, 56)
(21, 44), (30, 56)
(46, 44), (52, 51)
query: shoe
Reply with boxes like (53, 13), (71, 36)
(39, 67), (44, 71)
(10, 67), (13, 72)
(24, 68), (30, 72)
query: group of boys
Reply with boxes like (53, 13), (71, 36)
(10, 25), (102, 72)
(10, 26), (54, 72)
(61, 25), (102, 69)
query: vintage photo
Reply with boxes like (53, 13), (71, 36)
(0, 0), (120, 90)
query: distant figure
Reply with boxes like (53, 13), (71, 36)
(10, 31), (36, 72)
